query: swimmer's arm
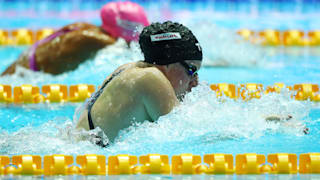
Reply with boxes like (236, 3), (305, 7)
(1, 49), (31, 76)
(1, 61), (19, 75)
(64, 26), (116, 46)
(58, 22), (116, 45)
(138, 70), (179, 122)
(36, 25), (116, 74)
(76, 109), (90, 131)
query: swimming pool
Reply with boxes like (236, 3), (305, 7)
(0, 0), (320, 177)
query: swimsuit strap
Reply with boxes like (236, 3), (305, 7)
(29, 27), (78, 71)
(87, 108), (95, 130)
(87, 68), (125, 130)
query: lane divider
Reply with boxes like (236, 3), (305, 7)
(237, 29), (320, 46)
(0, 28), (55, 46)
(1, 83), (320, 104)
(1, 28), (320, 46)
(211, 83), (320, 101)
(0, 153), (319, 175)
(0, 84), (95, 103)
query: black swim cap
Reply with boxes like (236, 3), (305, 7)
(139, 21), (202, 65)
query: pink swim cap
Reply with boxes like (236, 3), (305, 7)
(100, 1), (149, 42)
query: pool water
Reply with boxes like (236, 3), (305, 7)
(1, 44), (319, 157)
(0, 1), (319, 160)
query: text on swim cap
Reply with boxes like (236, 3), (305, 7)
(150, 32), (182, 42)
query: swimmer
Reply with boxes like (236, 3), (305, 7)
(76, 21), (203, 146)
(1, 1), (149, 75)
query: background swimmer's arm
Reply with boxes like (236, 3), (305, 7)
(35, 23), (116, 74)
(1, 23), (117, 75)
(59, 22), (116, 45)
(138, 70), (179, 122)
(1, 49), (30, 76)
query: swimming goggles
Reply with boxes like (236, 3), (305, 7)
(179, 61), (198, 77)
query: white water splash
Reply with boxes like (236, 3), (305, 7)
(113, 83), (309, 145)
(187, 21), (268, 67)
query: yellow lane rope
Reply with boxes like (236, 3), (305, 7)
(0, 153), (319, 175)
(1, 83), (320, 103)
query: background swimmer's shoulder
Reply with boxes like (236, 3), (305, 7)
(62, 22), (97, 31)
(59, 22), (116, 46)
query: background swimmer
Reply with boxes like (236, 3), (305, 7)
(76, 21), (203, 146)
(1, 1), (149, 76)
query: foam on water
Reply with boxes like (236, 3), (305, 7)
(0, 82), (313, 156)
(109, 83), (311, 154)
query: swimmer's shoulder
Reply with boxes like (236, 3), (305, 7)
(62, 22), (97, 31)
(124, 64), (166, 82)
(130, 66), (174, 93)
(59, 22), (115, 45)
(113, 62), (171, 91)
(129, 66), (178, 120)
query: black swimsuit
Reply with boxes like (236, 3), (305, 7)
(87, 69), (124, 147)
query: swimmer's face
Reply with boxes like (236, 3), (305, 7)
(168, 60), (202, 99)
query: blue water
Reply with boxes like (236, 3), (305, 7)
(0, 1), (319, 159)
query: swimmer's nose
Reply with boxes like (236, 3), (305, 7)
(189, 79), (197, 89)
(187, 75), (198, 92)
(190, 74), (198, 87)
